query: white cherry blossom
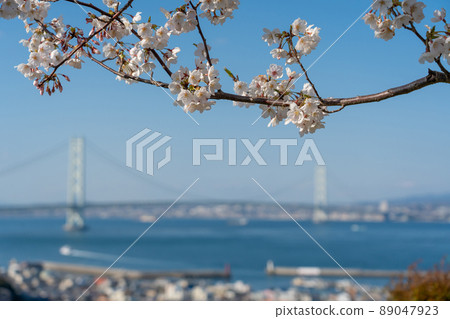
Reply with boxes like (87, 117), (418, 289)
(103, 0), (120, 9)
(431, 8), (446, 23)
(267, 64), (283, 79)
(372, 0), (393, 16)
(291, 18), (307, 36)
(402, 0), (426, 23)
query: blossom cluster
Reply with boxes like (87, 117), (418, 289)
(233, 64), (326, 136)
(105, 43), (158, 85)
(363, 0), (427, 41)
(262, 18), (321, 65)
(10, 3), (86, 95)
(0, 0), (49, 21)
(16, 20), (90, 94)
(18, 18), (65, 72)
(419, 8), (449, 65)
(161, 6), (197, 35)
(364, 1), (449, 65)
(232, 17), (325, 136)
(285, 95), (326, 137)
(91, 14), (132, 41)
(95, 2), (209, 86)
(137, 23), (170, 50)
(168, 43), (222, 113)
(198, 0), (240, 25)
(234, 64), (298, 104)
(1, 0), (90, 94)
(89, 9), (181, 85)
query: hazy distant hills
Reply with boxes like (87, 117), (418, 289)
(388, 193), (450, 205)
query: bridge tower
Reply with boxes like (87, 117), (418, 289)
(313, 166), (328, 223)
(64, 137), (87, 231)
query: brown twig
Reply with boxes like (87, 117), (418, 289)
(286, 36), (322, 101)
(212, 70), (449, 109)
(405, 22), (426, 45)
(434, 58), (450, 77)
(88, 56), (169, 88)
(321, 69), (449, 108)
(190, 1), (214, 67)
(211, 91), (291, 107)
(62, 0), (110, 16)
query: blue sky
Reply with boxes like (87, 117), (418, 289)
(0, 0), (449, 205)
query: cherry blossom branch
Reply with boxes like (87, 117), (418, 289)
(28, 2), (450, 115)
(37, 19), (170, 89)
(321, 69), (449, 109)
(212, 90), (290, 107)
(60, 0), (173, 77)
(71, 56), (449, 110)
(38, 18), (450, 112)
(190, 1), (214, 67)
(214, 70), (449, 110)
(38, 0), (134, 87)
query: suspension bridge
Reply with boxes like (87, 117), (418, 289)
(0, 138), (332, 231)
(0, 137), (193, 231)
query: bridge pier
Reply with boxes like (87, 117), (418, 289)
(313, 166), (328, 223)
(64, 137), (87, 231)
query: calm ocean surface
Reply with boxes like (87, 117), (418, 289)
(0, 217), (449, 290)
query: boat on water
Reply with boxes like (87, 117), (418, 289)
(227, 218), (248, 226)
(139, 215), (156, 223)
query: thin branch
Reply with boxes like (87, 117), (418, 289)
(62, 0), (110, 16)
(435, 58), (450, 77)
(149, 48), (173, 77)
(286, 36), (322, 101)
(211, 90), (291, 107)
(190, 1), (214, 67)
(88, 56), (169, 88)
(321, 104), (347, 114)
(321, 69), (449, 108)
(406, 22), (426, 45)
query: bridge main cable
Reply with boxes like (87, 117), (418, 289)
(0, 140), (67, 178)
